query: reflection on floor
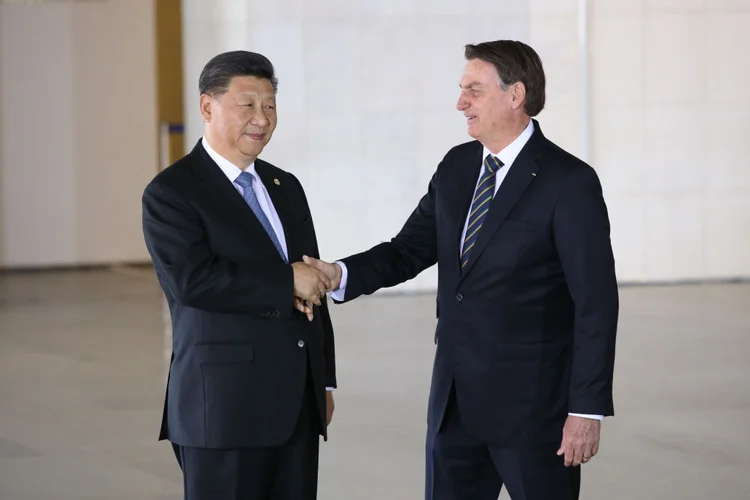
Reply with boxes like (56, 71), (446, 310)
(1, 267), (749, 500)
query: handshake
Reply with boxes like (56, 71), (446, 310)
(291, 256), (341, 320)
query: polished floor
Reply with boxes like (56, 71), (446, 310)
(0, 267), (749, 500)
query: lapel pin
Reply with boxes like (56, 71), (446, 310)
(531, 173), (537, 177)
(274, 178), (280, 185)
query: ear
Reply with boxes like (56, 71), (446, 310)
(510, 82), (527, 111)
(199, 94), (213, 122)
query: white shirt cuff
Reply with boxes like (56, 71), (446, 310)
(326, 387), (335, 391)
(329, 261), (348, 302)
(569, 413), (603, 420)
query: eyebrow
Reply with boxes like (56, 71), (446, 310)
(237, 92), (276, 101)
(459, 82), (483, 90)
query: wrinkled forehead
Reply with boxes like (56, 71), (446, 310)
(234, 90), (276, 102)
(460, 59), (500, 87)
(224, 75), (276, 100)
(459, 80), (488, 91)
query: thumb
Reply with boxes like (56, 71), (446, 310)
(556, 445), (565, 456)
(303, 255), (321, 267)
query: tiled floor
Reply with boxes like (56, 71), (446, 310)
(1, 267), (749, 499)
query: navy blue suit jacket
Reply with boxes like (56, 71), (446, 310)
(142, 141), (336, 449)
(335, 121), (618, 446)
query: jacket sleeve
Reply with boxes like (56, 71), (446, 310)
(553, 165), (619, 416)
(142, 180), (294, 316)
(335, 161), (443, 302)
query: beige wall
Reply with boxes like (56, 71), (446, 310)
(1, 0), (747, 280)
(0, 0), (158, 268)
(181, 0), (533, 292)
(0, 6), (4, 267)
(535, 0), (750, 282)
(182, 0), (749, 289)
(588, 0), (750, 282)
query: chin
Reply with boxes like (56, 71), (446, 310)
(239, 141), (265, 156)
(242, 147), (264, 159)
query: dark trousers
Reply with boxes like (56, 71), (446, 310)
(171, 375), (320, 500)
(430, 384), (580, 500)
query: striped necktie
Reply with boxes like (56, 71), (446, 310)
(235, 171), (288, 263)
(461, 154), (503, 269)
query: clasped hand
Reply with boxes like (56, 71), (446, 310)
(291, 256), (341, 321)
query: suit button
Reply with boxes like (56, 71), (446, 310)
(297, 340), (305, 348)
(456, 293), (463, 302)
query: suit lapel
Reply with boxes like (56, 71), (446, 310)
(191, 142), (287, 261)
(255, 160), (298, 262)
(449, 144), (485, 276)
(458, 131), (542, 281)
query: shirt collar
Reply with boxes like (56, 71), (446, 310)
(482, 119), (535, 169)
(201, 136), (257, 183)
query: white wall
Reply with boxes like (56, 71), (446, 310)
(182, 0), (750, 290)
(525, 0), (749, 284)
(179, 0), (750, 289)
(182, 0), (531, 292)
(0, 0), (745, 281)
(0, 0), (158, 268)
(589, 0), (750, 282)
(0, 6), (4, 268)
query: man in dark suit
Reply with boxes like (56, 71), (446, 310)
(142, 51), (337, 500)
(304, 40), (619, 500)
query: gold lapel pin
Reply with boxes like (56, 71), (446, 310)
(274, 178), (281, 185)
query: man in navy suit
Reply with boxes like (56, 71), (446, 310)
(304, 40), (619, 500)
(142, 51), (337, 500)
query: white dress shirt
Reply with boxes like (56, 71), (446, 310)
(202, 137), (288, 260)
(458, 119), (534, 254)
(331, 122), (601, 419)
(202, 137), (334, 392)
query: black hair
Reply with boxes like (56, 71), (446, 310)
(198, 50), (278, 96)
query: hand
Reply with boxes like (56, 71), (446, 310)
(557, 416), (601, 467)
(293, 297), (314, 322)
(292, 262), (331, 306)
(326, 391), (335, 426)
(302, 255), (342, 291)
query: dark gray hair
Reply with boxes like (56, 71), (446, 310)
(198, 50), (278, 96)
(465, 40), (546, 117)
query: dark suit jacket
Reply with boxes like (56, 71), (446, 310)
(335, 120), (618, 447)
(142, 140), (336, 449)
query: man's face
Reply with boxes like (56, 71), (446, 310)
(456, 58), (514, 144)
(201, 76), (277, 164)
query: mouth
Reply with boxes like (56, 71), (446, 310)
(245, 132), (266, 141)
(465, 115), (477, 124)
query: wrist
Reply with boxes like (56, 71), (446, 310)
(334, 264), (343, 289)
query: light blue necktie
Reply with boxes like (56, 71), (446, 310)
(235, 171), (287, 262)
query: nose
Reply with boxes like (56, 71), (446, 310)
(457, 93), (468, 111)
(250, 108), (269, 127)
